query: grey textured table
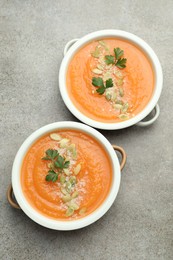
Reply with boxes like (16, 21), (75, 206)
(0, 1), (173, 259)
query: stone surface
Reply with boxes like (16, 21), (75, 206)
(0, 0), (173, 259)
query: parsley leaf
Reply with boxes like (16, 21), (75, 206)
(42, 149), (59, 160)
(45, 170), (58, 182)
(92, 77), (113, 95)
(115, 58), (127, 69)
(55, 155), (70, 170)
(105, 78), (113, 88)
(64, 161), (70, 168)
(92, 77), (104, 87)
(96, 86), (106, 95)
(114, 48), (124, 60)
(105, 55), (115, 65)
(43, 149), (70, 182)
(42, 156), (51, 160)
(104, 47), (127, 69)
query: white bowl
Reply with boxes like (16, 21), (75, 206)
(59, 30), (163, 130)
(11, 122), (123, 230)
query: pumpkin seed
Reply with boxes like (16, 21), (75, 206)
(68, 143), (75, 150)
(48, 163), (53, 169)
(65, 206), (74, 216)
(63, 169), (70, 176)
(116, 100), (124, 105)
(105, 64), (113, 70)
(98, 41), (109, 51)
(65, 156), (70, 161)
(91, 46), (100, 58)
(103, 71), (111, 81)
(74, 164), (81, 175)
(115, 70), (123, 79)
(66, 181), (72, 192)
(105, 92), (111, 101)
(69, 176), (77, 185)
(62, 194), (72, 203)
(60, 175), (66, 184)
(59, 138), (69, 148)
(99, 55), (105, 65)
(69, 202), (79, 210)
(117, 79), (123, 86)
(97, 64), (104, 70)
(98, 40), (106, 46)
(113, 104), (123, 110)
(79, 207), (87, 215)
(68, 143), (77, 159)
(119, 88), (124, 97)
(72, 190), (79, 198)
(50, 133), (61, 141)
(119, 114), (129, 120)
(121, 102), (129, 113)
(92, 68), (103, 75)
(111, 92), (117, 101)
(61, 187), (68, 195)
(72, 150), (77, 159)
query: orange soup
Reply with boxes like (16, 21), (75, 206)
(67, 38), (154, 122)
(21, 130), (112, 220)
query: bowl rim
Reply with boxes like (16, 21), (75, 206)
(12, 121), (121, 230)
(59, 29), (163, 130)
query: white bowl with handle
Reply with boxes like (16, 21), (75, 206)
(59, 30), (163, 130)
(7, 121), (126, 230)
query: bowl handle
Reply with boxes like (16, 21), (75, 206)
(112, 145), (127, 170)
(136, 104), (160, 127)
(7, 184), (20, 209)
(63, 38), (79, 56)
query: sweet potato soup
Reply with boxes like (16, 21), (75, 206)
(21, 130), (112, 220)
(66, 38), (154, 122)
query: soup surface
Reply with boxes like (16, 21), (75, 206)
(66, 38), (154, 122)
(21, 130), (112, 220)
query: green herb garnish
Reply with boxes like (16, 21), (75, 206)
(42, 149), (70, 182)
(92, 77), (113, 95)
(115, 58), (127, 69)
(55, 155), (70, 169)
(42, 149), (59, 160)
(106, 78), (114, 88)
(114, 47), (124, 59)
(45, 170), (58, 182)
(105, 47), (127, 68)
(105, 55), (115, 65)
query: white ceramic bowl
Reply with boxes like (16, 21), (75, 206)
(11, 122), (124, 230)
(59, 30), (163, 130)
